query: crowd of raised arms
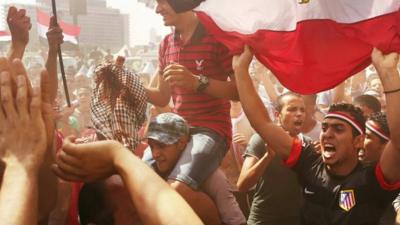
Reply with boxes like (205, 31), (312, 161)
(0, 1), (399, 225)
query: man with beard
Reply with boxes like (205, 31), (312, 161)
(237, 92), (306, 225)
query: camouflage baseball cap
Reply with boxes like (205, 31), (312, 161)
(146, 113), (189, 145)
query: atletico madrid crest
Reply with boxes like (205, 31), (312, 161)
(339, 190), (356, 211)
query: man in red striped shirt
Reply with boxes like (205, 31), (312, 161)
(143, 0), (241, 224)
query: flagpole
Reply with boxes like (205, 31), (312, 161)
(51, 0), (71, 107)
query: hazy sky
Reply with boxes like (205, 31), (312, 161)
(106, 0), (169, 45)
(1, 0), (169, 45)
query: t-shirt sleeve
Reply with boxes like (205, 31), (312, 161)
(283, 137), (320, 184)
(363, 164), (400, 208)
(374, 164), (400, 191)
(282, 137), (303, 168)
(244, 133), (266, 160)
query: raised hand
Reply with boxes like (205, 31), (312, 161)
(371, 48), (400, 91)
(371, 48), (399, 76)
(52, 137), (127, 182)
(46, 16), (64, 51)
(7, 6), (31, 47)
(0, 72), (46, 171)
(232, 45), (253, 73)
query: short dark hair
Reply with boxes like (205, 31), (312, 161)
(328, 103), (366, 136)
(275, 92), (303, 112)
(354, 94), (381, 113)
(79, 182), (114, 225)
(368, 112), (390, 143)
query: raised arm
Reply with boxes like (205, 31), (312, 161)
(233, 46), (293, 159)
(372, 48), (400, 184)
(45, 16), (63, 104)
(0, 67), (47, 225)
(6, 6), (31, 61)
(52, 139), (203, 225)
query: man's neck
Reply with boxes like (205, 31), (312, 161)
(326, 158), (359, 177)
(174, 12), (199, 44)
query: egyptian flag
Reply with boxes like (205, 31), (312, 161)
(36, 9), (81, 45)
(169, 0), (400, 94)
(0, 31), (11, 42)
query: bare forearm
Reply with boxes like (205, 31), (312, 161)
(380, 69), (400, 148)
(203, 78), (239, 101)
(114, 150), (203, 225)
(378, 66), (400, 183)
(145, 87), (170, 107)
(237, 154), (273, 192)
(7, 43), (26, 62)
(260, 75), (278, 103)
(45, 48), (58, 103)
(234, 68), (292, 158)
(145, 73), (171, 107)
(0, 165), (39, 225)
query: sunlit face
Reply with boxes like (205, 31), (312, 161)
(278, 96), (306, 136)
(148, 138), (184, 175)
(320, 117), (363, 171)
(362, 128), (386, 163)
(155, 0), (179, 26)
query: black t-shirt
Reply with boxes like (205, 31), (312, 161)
(289, 141), (399, 225)
(244, 133), (302, 225)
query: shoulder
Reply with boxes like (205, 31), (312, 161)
(160, 33), (175, 49)
(245, 133), (266, 158)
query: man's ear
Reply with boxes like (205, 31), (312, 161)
(177, 135), (190, 151)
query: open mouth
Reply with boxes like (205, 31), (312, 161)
(323, 143), (336, 159)
(294, 121), (303, 127)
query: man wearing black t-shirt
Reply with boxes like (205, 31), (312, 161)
(233, 46), (400, 225)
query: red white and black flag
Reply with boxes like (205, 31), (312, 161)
(0, 31), (11, 42)
(178, 0), (400, 94)
(37, 9), (81, 45)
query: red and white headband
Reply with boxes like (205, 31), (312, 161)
(366, 120), (390, 141)
(325, 112), (365, 135)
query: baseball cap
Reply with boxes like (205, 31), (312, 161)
(166, 0), (205, 13)
(146, 113), (189, 145)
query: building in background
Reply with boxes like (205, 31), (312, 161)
(0, 0), (129, 51)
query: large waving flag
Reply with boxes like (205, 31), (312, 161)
(0, 31), (11, 42)
(37, 9), (81, 45)
(193, 0), (400, 94)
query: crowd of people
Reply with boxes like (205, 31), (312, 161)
(0, 1), (399, 225)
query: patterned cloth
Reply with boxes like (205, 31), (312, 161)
(90, 62), (148, 151)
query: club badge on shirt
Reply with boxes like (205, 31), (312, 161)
(339, 189), (356, 211)
(195, 59), (204, 71)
